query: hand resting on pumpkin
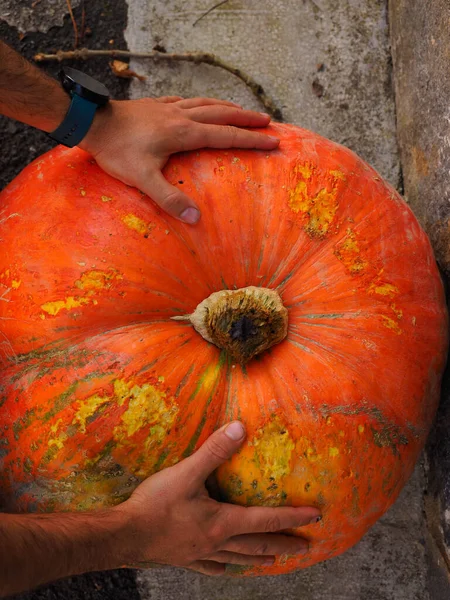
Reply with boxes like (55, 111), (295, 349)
(78, 96), (279, 224)
(0, 422), (320, 596)
(115, 421), (321, 575)
(0, 40), (279, 225)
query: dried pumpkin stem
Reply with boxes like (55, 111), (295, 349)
(172, 286), (288, 364)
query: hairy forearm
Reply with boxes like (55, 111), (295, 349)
(0, 41), (69, 132)
(0, 508), (130, 597)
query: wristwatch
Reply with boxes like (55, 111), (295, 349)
(49, 67), (110, 147)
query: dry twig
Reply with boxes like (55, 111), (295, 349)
(65, 0), (79, 49)
(80, 0), (86, 43)
(34, 48), (283, 120)
(193, 0), (229, 27)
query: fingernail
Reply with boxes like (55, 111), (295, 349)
(180, 207), (200, 224)
(259, 112), (270, 117)
(225, 421), (245, 441)
(310, 515), (322, 524)
(262, 558), (275, 566)
(268, 136), (280, 142)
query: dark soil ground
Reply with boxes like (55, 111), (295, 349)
(0, 0), (130, 190)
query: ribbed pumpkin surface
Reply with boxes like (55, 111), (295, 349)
(0, 123), (447, 575)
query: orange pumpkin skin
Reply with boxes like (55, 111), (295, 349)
(0, 123), (447, 576)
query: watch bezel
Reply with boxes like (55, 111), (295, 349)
(59, 67), (110, 106)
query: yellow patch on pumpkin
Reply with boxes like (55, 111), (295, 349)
(330, 170), (346, 180)
(368, 281), (399, 297)
(41, 296), (90, 316)
(113, 381), (178, 440)
(253, 417), (295, 480)
(50, 418), (63, 434)
(294, 162), (313, 180)
(305, 445), (322, 462)
(72, 393), (112, 433)
(114, 379), (132, 406)
(289, 185), (339, 237)
(122, 214), (154, 236)
(47, 420), (68, 450)
(390, 303), (403, 320)
(334, 229), (368, 274)
(381, 315), (402, 335)
(288, 166), (341, 237)
(75, 269), (122, 291)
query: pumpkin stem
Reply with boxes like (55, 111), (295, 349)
(171, 286), (288, 364)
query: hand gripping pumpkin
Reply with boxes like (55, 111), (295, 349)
(0, 124), (447, 575)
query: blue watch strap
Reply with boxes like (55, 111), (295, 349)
(49, 94), (98, 147)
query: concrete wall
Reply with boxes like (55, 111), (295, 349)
(389, 0), (450, 596)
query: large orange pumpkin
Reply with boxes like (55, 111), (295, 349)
(0, 123), (447, 576)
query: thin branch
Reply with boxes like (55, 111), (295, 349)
(65, 0), (79, 49)
(80, 0), (86, 43)
(193, 0), (229, 27)
(34, 48), (283, 120)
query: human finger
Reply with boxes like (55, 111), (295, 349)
(182, 422), (246, 485)
(187, 123), (279, 150)
(207, 551), (274, 566)
(222, 533), (309, 556)
(156, 96), (184, 103)
(176, 97), (242, 109)
(142, 168), (200, 223)
(187, 561), (226, 576)
(186, 106), (271, 127)
(221, 504), (321, 536)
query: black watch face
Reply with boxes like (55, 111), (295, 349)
(60, 67), (110, 106)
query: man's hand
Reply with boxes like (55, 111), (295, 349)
(79, 97), (280, 224)
(0, 422), (320, 596)
(114, 421), (321, 576)
(0, 41), (278, 223)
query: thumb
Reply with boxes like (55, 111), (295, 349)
(185, 422), (246, 484)
(143, 169), (200, 224)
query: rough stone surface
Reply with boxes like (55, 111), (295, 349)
(125, 0), (400, 186)
(389, 0), (450, 593)
(0, 0), (80, 34)
(11, 570), (140, 600)
(389, 0), (450, 276)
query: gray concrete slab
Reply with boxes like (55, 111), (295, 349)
(390, 0), (450, 276)
(390, 1), (450, 595)
(125, 0), (400, 185)
(123, 2), (426, 596)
